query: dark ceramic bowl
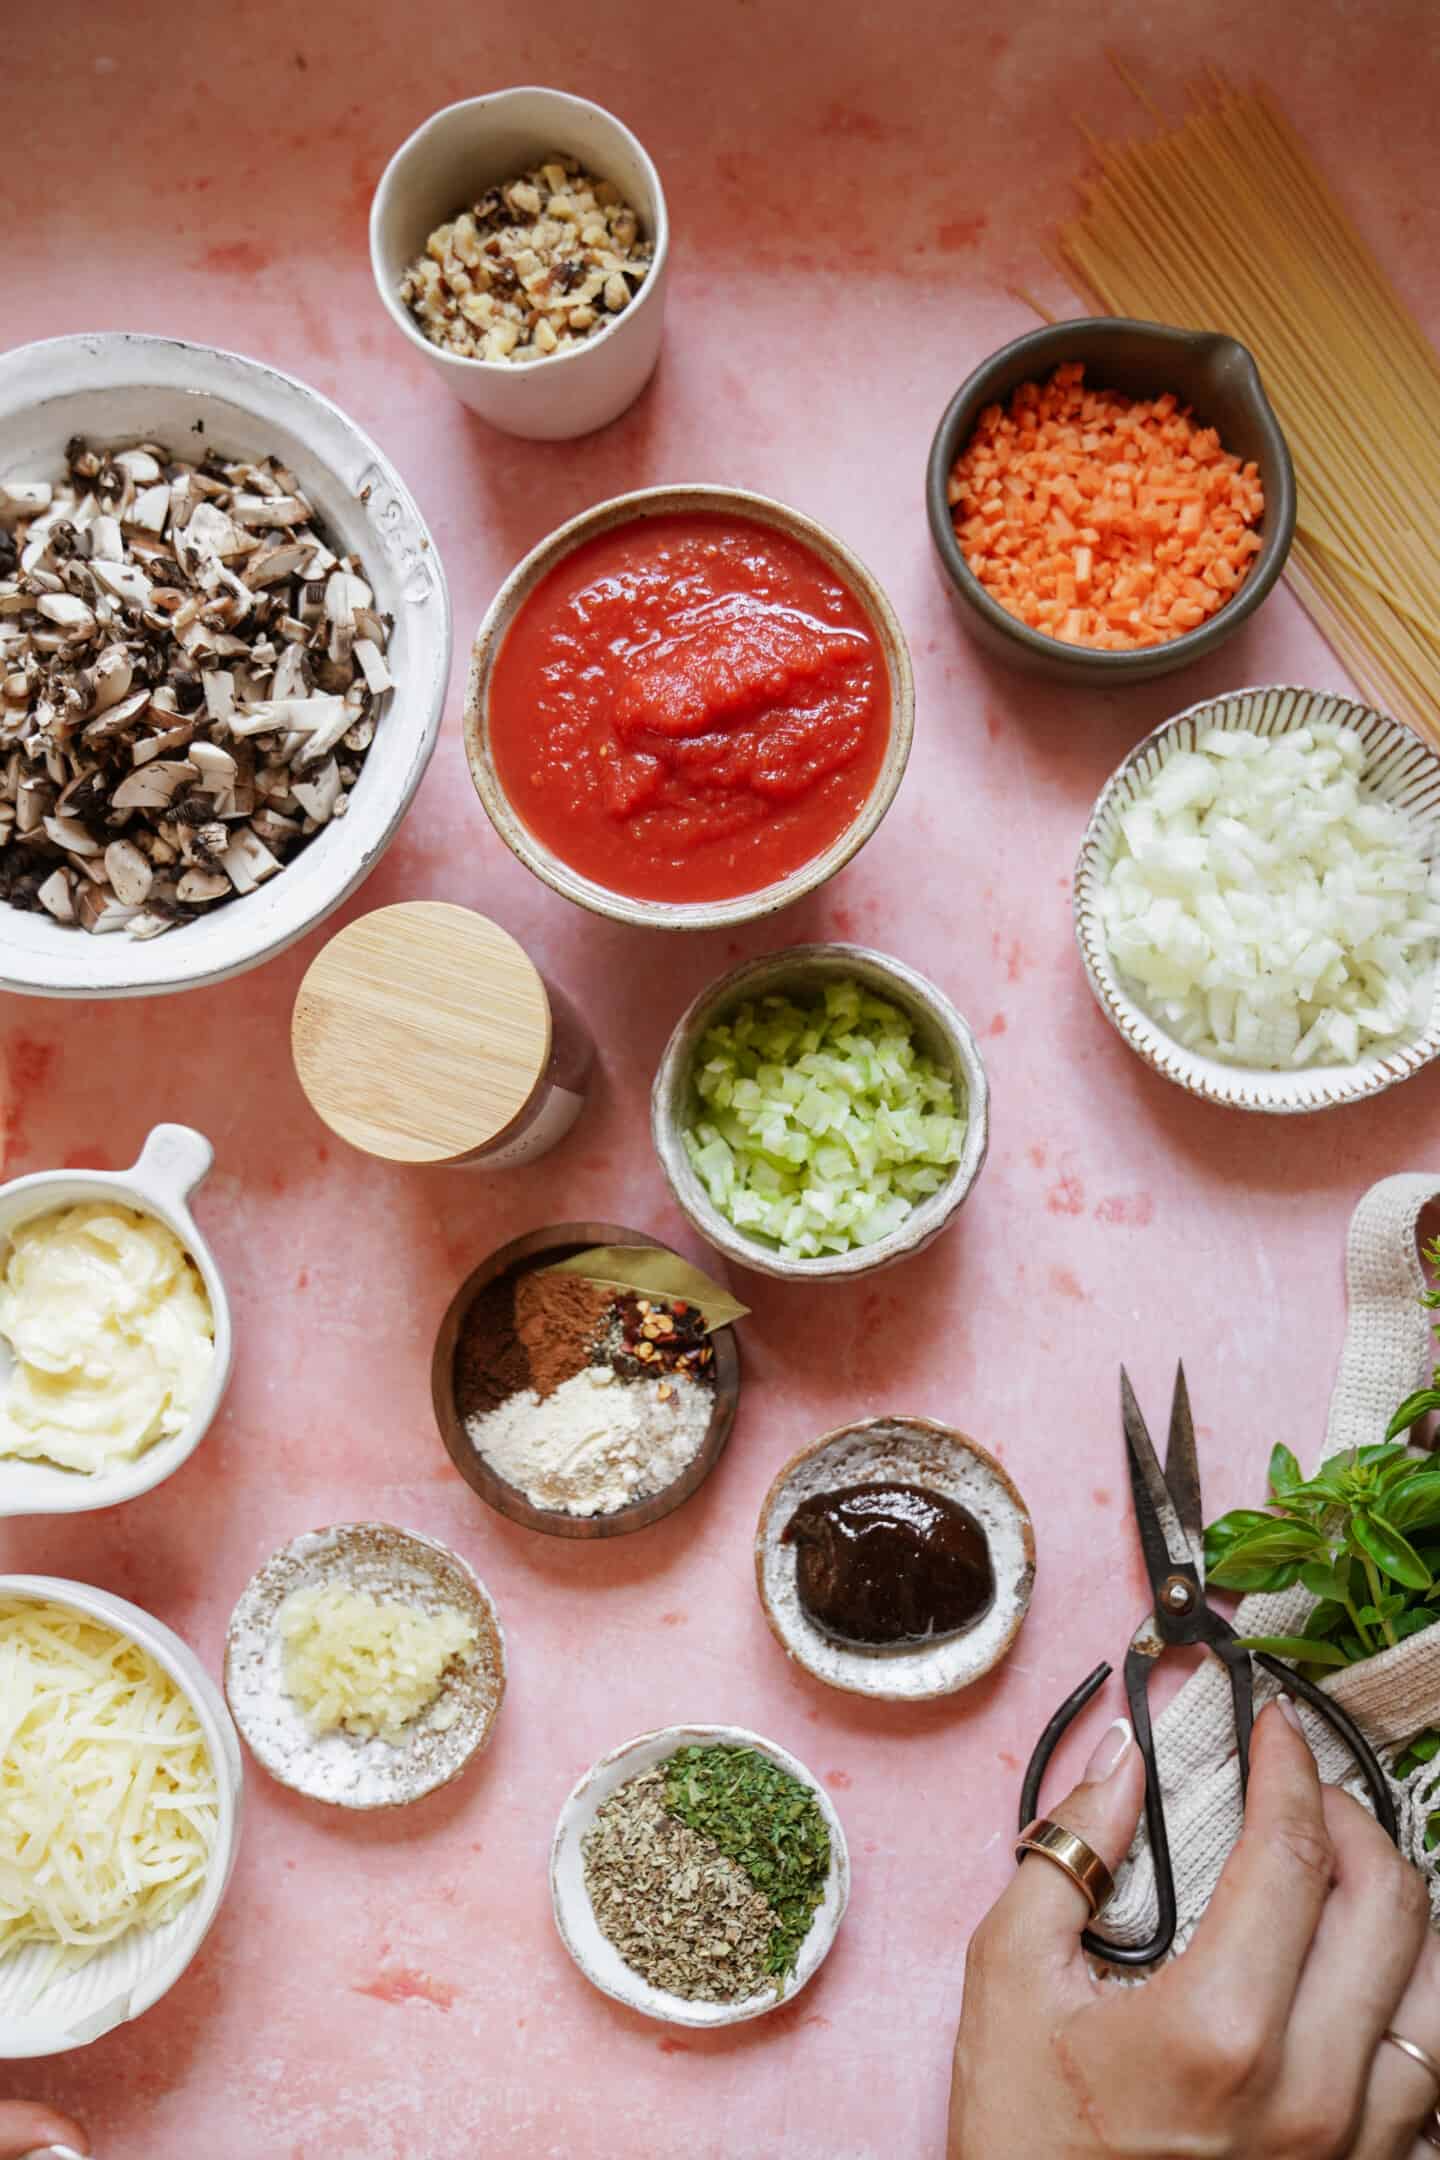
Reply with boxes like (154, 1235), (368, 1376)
(925, 317), (1296, 685)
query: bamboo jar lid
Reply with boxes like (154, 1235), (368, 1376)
(291, 902), (553, 1165)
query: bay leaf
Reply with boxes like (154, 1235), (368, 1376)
(541, 1246), (748, 1333)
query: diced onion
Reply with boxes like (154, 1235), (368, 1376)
(0, 1599), (216, 1971)
(1099, 724), (1440, 1067)
(682, 979), (967, 1259)
(279, 1584), (477, 1745)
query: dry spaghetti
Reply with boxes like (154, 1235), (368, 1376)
(1060, 77), (1440, 747)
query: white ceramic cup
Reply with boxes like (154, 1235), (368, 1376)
(0, 1123), (232, 1517)
(0, 333), (451, 999)
(370, 87), (669, 440)
(0, 1574), (244, 2058)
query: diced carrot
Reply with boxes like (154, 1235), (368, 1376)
(948, 363), (1265, 649)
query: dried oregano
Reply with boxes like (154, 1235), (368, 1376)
(581, 1767), (774, 2004)
(662, 1745), (831, 1980)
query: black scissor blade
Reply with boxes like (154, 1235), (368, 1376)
(1164, 1360), (1204, 1566)
(1121, 1365), (1193, 1589)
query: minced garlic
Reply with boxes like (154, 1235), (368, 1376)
(278, 1584), (477, 1745)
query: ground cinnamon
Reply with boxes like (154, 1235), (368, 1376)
(453, 1262), (613, 1419)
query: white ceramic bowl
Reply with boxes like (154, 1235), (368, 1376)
(551, 1723), (849, 2027)
(652, 943), (989, 1280)
(1075, 685), (1440, 1113)
(755, 1417), (1035, 1701)
(224, 1522), (506, 1809)
(466, 487), (915, 930)
(370, 87), (669, 440)
(0, 1123), (231, 1518)
(0, 1574), (244, 2059)
(0, 333), (450, 999)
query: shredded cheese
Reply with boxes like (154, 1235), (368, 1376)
(278, 1584), (477, 1745)
(0, 1599), (216, 1969)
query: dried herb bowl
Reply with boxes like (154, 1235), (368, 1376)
(0, 333), (450, 998)
(926, 315), (1295, 685)
(550, 1723), (850, 2028)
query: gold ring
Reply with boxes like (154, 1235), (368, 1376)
(1014, 1818), (1115, 1919)
(1382, 2029), (1440, 2090)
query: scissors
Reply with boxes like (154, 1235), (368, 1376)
(1018, 1362), (1398, 1966)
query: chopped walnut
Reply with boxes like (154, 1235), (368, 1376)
(399, 153), (653, 365)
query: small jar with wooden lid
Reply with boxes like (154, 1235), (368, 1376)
(291, 902), (594, 1170)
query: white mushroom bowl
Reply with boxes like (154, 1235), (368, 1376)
(0, 1574), (244, 2060)
(0, 333), (450, 998)
(551, 1722), (849, 2028)
(1074, 685), (1440, 1113)
(0, 1123), (231, 1519)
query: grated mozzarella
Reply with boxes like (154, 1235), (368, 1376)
(1099, 723), (1440, 1067)
(0, 1599), (216, 1970)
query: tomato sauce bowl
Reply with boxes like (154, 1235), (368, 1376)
(464, 486), (915, 931)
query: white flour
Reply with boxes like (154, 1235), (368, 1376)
(466, 1367), (712, 1515)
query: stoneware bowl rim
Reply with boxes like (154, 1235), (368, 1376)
(550, 1720), (849, 2027)
(1074, 682), (1440, 1112)
(369, 84), (671, 379)
(925, 314), (1297, 679)
(464, 484), (915, 930)
(651, 942), (990, 1281)
(0, 1123), (232, 1519)
(222, 1521), (507, 1810)
(0, 1574), (243, 2059)
(754, 1415), (1036, 1700)
(0, 331), (450, 998)
(431, 1219), (741, 1539)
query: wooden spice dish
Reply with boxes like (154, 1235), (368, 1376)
(431, 1221), (741, 1540)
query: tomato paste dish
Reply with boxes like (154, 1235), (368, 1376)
(486, 513), (891, 904)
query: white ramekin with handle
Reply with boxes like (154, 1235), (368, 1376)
(0, 1122), (231, 1517)
(0, 1574), (244, 2058)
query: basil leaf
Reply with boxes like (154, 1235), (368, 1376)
(1396, 1608), (1440, 1641)
(1302, 1600), (1347, 1640)
(1237, 1633), (1348, 1667)
(1206, 1556), (1307, 1594)
(1268, 1444), (1303, 1498)
(1383, 1475), (1440, 1531)
(1386, 1390), (1440, 1442)
(1352, 1509), (1433, 1590)
(1298, 1560), (1350, 1602)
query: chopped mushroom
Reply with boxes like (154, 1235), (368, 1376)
(0, 437), (393, 936)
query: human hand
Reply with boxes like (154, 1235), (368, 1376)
(0, 2102), (89, 2159)
(950, 1700), (1440, 2158)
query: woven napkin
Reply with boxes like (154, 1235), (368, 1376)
(1099, 1172), (1440, 1953)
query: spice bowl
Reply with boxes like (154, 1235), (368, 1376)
(464, 485), (915, 931)
(551, 1723), (850, 2028)
(370, 87), (669, 440)
(0, 333), (450, 999)
(223, 1523), (506, 1809)
(925, 316), (1295, 685)
(0, 1123), (231, 1519)
(432, 1221), (741, 1539)
(1075, 684), (1440, 1112)
(652, 943), (990, 1282)
(0, 1574), (243, 2059)
(755, 1418), (1035, 1701)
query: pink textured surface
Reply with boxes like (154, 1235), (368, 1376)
(4, 3), (1440, 2154)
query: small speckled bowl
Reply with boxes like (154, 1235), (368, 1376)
(755, 1417), (1034, 1700)
(432, 1221), (741, 1540)
(926, 316), (1295, 685)
(551, 1722), (849, 2027)
(464, 486), (914, 930)
(652, 944), (990, 1282)
(224, 1523), (505, 1809)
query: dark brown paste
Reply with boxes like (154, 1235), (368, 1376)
(781, 1482), (994, 1647)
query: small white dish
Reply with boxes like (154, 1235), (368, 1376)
(1075, 685), (1440, 1113)
(0, 333), (450, 999)
(755, 1417), (1035, 1701)
(370, 87), (669, 440)
(0, 1574), (244, 2060)
(652, 943), (989, 1282)
(551, 1723), (849, 2027)
(0, 1124), (230, 1518)
(224, 1523), (506, 1809)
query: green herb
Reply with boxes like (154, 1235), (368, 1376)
(1385, 1234), (1440, 1443)
(661, 1744), (830, 1982)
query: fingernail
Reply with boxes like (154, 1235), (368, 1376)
(1083, 1717), (1134, 1783)
(20, 2147), (90, 2159)
(1276, 1695), (1304, 1732)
